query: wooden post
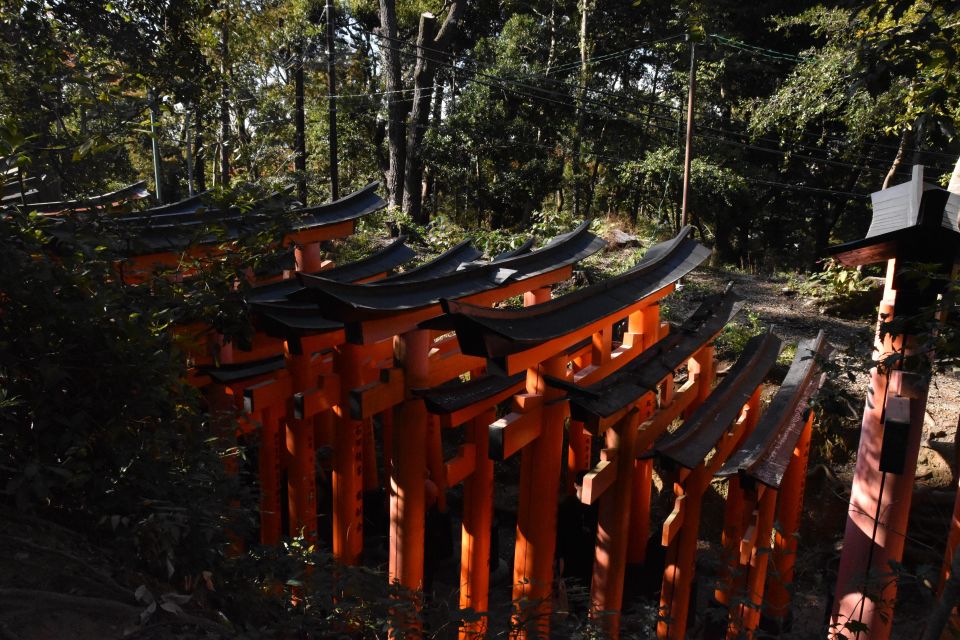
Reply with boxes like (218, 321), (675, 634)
(512, 287), (566, 637)
(832, 259), (930, 639)
(460, 408), (495, 639)
(658, 385), (759, 640)
(286, 348), (318, 542)
(259, 407), (283, 544)
(765, 410), (814, 628)
(333, 342), (366, 564)
(426, 414), (446, 511)
(658, 471), (704, 640)
(590, 409), (644, 636)
(727, 485), (778, 638)
(627, 303), (665, 564)
(715, 475), (747, 610)
(295, 242), (325, 273)
(390, 329), (431, 590)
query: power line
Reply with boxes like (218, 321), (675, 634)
(351, 24), (946, 178)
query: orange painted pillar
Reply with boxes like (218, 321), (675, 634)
(512, 287), (566, 637)
(625, 304), (663, 565)
(627, 458), (654, 565)
(427, 414), (447, 511)
(658, 473), (704, 640)
(715, 475), (747, 610)
(382, 408), (394, 484)
(460, 408), (496, 639)
(390, 329), (431, 592)
(832, 259), (930, 640)
(333, 342), (366, 564)
(363, 419), (380, 493)
(567, 420), (592, 495)
(286, 348), (318, 542)
(590, 409), (644, 637)
(295, 241), (324, 273)
(727, 485), (778, 638)
(259, 407), (284, 545)
(766, 410), (814, 627)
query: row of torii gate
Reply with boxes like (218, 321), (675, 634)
(29, 170), (960, 638)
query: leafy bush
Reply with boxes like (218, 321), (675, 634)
(715, 310), (764, 360)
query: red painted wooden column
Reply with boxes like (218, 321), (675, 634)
(511, 287), (567, 638)
(259, 406), (284, 545)
(390, 329), (431, 591)
(333, 342), (366, 564)
(460, 408), (496, 639)
(626, 304), (664, 564)
(658, 384), (757, 640)
(590, 409), (645, 636)
(832, 259), (930, 639)
(765, 409), (814, 628)
(726, 484), (778, 638)
(294, 241), (325, 273)
(286, 347), (318, 542)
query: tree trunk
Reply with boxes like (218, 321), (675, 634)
(194, 104), (206, 192)
(571, 0), (590, 218)
(883, 125), (912, 189)
(421, 76), (445, 215)
(402, 13), (438, 224)
(402, 3), (463, 224)
(294, 40), (307, 205)
(378, 0), (406, 208)
(219, 0), (231, 188)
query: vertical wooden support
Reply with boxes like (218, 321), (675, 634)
(390, 329), (431, 591)
(567, 420), (591, 495)
(625, 303), (663, 565)
(295, 241), (324, 273)
(715, 475), (747, 609)
(259, 407), (283, 545)
(317, 410), (334, 450)
(333, 342), (365, 564)
(512, 286), (566, 637)
(460, 408), (496, 639)
(382, 408), (394, 485)
(940, 465), (960, 594)
(833, 259), (930, 640)
(286, 348), (318, 542)
(627, 458), (654, 564)
(590, 409), (644, 636)
(658, 472), (704, 640)
(727, 485), (778, 638)
(659, 385), (758, 640)
(363, 419), (379, 492)
(765, 410), (814, 628)
(427, 414), (447, 511)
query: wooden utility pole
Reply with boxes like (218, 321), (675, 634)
(294, 40), (308, 205)
(680, 37), (696, 230)
(326, 0), (339, 200)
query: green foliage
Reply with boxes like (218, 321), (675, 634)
(715, 310), (764, 360)
(798, 259), (880, 318)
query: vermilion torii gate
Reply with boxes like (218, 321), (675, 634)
(829, 167), (960, 639)
(126, 183), (833, 638)
(438, 228), (712, 635)
(246, 222), (605, 576)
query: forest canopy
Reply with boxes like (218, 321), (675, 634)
(2, 0), (959, 267)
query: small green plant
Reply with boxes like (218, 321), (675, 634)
(800, 259), (876, 303)
(715, 311), (763, 359)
